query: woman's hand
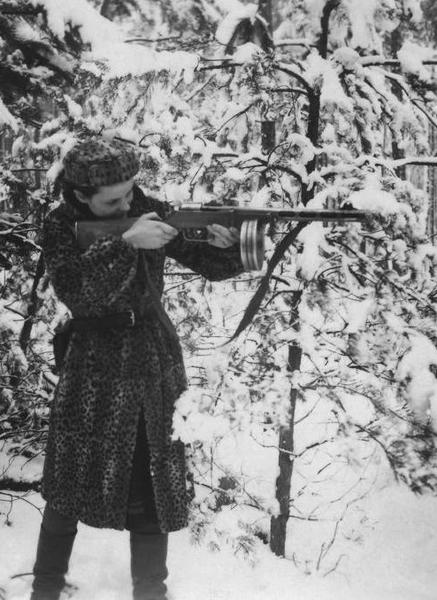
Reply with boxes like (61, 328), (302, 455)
(122, 213), (178, 249)
(206, 225), (240, 248)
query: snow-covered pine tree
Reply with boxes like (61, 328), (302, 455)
(0, 0), (88, 485)
(156, 0), (437, 569)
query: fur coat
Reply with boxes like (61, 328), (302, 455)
(41, 186), (243, 532)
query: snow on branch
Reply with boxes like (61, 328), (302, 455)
(0, 1), (43, 15)
(382, 72), (437, 130)
(397, 333), (437, 431)
(317, 154), (437, 181)
(361, 57), (437, 68)
(197, 61), (244, 72)
(29, 0), (121, 44)
(274, 38), (317, 50)
(215, 2), (259, 47)
(0, 97), (18, 132)
(392, 157), (437, 168)
(28, 0), (199, 79)
(397, 41), (437, 81)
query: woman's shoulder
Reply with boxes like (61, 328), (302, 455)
(43, 202), (77, 233)
(40, 202), (77, 252)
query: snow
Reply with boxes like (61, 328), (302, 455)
(29, 0), (122, 45)
(232, 42), (262, 63)
(13, 19), (42, 44)
(215, 3), (259, 46)
(343, 297), (375, 334)
(288, 133), (316, 165)
(63, 95), (83, 119)
(303, 0), (326, 23)
(296, 222), (326, 280)
(305, 53), (354, 112)
(396, 333), (437, 430)
(347, 175), (403, 215)
(224, 167), (246, 182)
(347, 487), (437, 600)
(1, 485), (437, 599)
(397, 41), (435, 82)
(402, 0), (423, 23)
(343, 0), (378, 49)
(86, 44), (199, 80)
(246, 185), (270, 208)
(333, 47), (361, 70)
(30, 0), (199, 79)
(0, 98), (18, 132)
(0, 446), (43, 485)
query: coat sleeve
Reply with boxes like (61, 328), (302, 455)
(41, 208), (138, 313)
(165, 233), (244, 281)
(141, 195), (245, 281)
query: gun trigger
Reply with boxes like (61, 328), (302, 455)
(183, 228), (209, 242)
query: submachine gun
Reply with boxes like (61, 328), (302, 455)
(75, 203), (371, 271)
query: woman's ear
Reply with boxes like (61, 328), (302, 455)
(75, 190), (90, 205)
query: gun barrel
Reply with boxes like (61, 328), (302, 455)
(273, 209), (369, 221)
(167, 207), (370, 229)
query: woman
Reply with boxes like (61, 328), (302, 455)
(32, 138), (243, 600)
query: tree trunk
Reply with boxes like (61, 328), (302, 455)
(270, 291), (301, 556)
(389, 26), (406, 180)
(429, 118), (437, 242)
(269, 0), (339, 555)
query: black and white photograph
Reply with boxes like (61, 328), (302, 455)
(0, 1), (436, 599)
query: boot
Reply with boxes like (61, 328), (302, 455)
(30, 522), (77, 600)
(130, 531), (169, 600)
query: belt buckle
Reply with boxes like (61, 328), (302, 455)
(127, 310), (136, 327)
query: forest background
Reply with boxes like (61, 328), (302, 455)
(1, 1), (437, 599)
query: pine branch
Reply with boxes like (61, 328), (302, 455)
(19, 252), (45, 353)
(274, 38), (317, 50)
(393, 157), (437, 168)
(197, 61), (244, 72)
(264, 86), (309, 96)
(227, 222), (307, 343)
(361, 57), (437, 67)
(214, 101), (258, 134)
(0, 63), (43, 97)
(274, 62), (313, 92)
(0, 2), (43, 15)
(0, 479), (41, 492)
(124, 35), (182, 43)
(354, 424), (399, 479)
(383, 72), (437, 129)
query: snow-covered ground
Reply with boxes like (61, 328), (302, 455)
(1, 485), (436, 600)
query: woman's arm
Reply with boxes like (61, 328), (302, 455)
(42, 207), (138, 313)
(136, 192), (245, 281)
(165, 232), (244, 281)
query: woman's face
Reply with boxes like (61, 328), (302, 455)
(76, 179), (134, 218)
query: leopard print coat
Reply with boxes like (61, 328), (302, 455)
(41, 186), (243, 532)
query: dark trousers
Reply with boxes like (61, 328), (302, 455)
(31, 414), (168, 600)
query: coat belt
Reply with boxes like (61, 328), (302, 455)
(69, 310), (147, 332)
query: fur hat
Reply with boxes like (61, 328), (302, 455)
(63, 139), (139, 188)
